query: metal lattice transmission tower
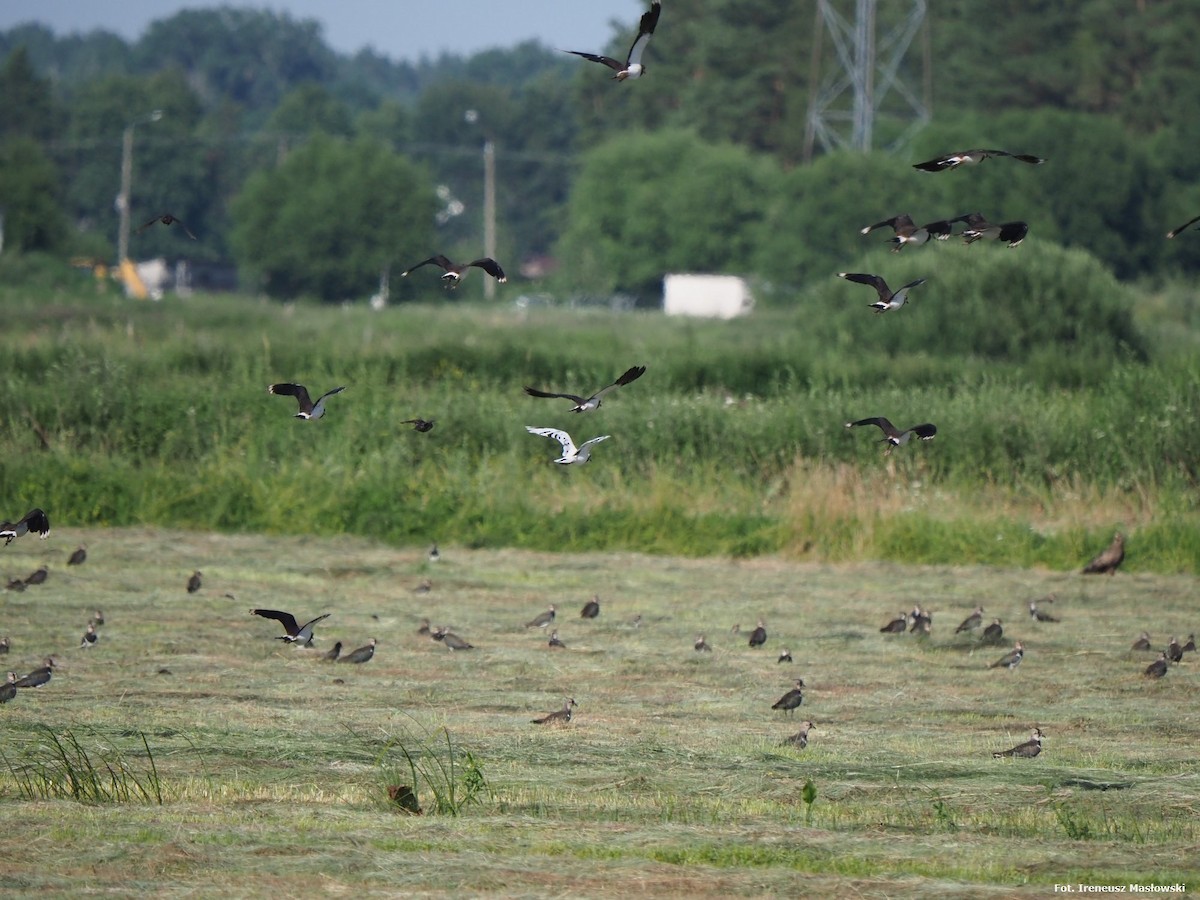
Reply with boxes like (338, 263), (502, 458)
(803, 0), (931, 161)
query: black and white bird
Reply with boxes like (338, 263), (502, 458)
(981, 618), (1005, 644)
(580, 595), (601, 619)
(913, 149), (1046, 173)
(523, 365), (646, 413)
(992, 727), (1044, 758)
(14, 657), (55, 688)
(778, 649), (793, 664)
(340, 638), (377, 664)
(1, 508), (50, 545)
(958, 214), (1030, 248)
(1130, 631), (1153, 652)
(400, 255), (506, 288)
(859, 214), (954, 251)
(989, 640), (1025, 670)
(1029, 601), (1060, 623)
(525, 604), (557, 629)
(23, 566), (48, 586)
(772, 679), (806, 716)
(324, 641), (342, 661)
(1166, 636), (1183, 664)
(955, 606), (984, 634)
(837, 272), (927, 313)
(186, 570), (202, 593)
(401, 418), (435, 433)
(1144, 651), (1169, 679)
(565, 0), (661, 81)
(694, 634), (712, 652)
(880, 611), (908, 633)
(781, 721), (815, 749)
(1167, 214), (1200, 239)
(525, 427), (610, 465)
(547, 629), (566, 649)
(1082, 531), (1125, 575)
(79, 623), (98, 649)
(136, 212), (197, 239)
(268, 383), (347, 420)
(846, 417), (937, 455)
(428, 543), (440, 563)
(748, 619), (767, 648)
(250, 608), (331, 647)
(67, 545), (87, 566)
(532, 697), (577, 725)
(433, 627), (474, 651)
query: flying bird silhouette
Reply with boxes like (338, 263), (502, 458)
(1167, 214), (1200, 239)
(268, 383), (346, 420)
(525, 427), (610, 465)
(401, 418), (435, 433)
(565, 0), (661, 81)
(136, 213), (197, 239)
(523, 365), (646, 413)
(837, 272), (926, 313)
(846, 417), (937, 454)
(400, 255), (506, 288)
(913, 149), (1045, 173)
(1, 508), (50, 545)
(250, 608), (331, 647)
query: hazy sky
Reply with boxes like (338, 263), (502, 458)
(0, 1), (647, 62)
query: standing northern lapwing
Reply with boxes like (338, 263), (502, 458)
(136, 213), (197, 239)
(14, 657), (55, 688)
(79, 623), (98, 649)
(433, 627), (474, 651)
(0, 636), (9, 654)
(909, 605), (932, 635)
(0, 671), (16, 703)
(1167, 636), (1184, 664)
(250, 608), (331, 647)
(523, 365), (646, 413)
(1167, 214), (1200, 239)
(748, 619), (767, 648)
(955, 607), (984, 634)
(880, 611), (908, 633)
(838, 272), (926, 313)
(339, 638), (377, 664)
(400, 255), (506, 288)
(401, 418), (435, 433)
(67, 545), (87, 566)
(1082, 532), (1125, 575)
(324, 641), (342, 661)
(781, 721), (815, 749)
(547, 630), (566, 649)
(992, 727), (1044, 758)
(1029, 601), (1060, 623)
(532, 697), (577, 725)
(846, 417), (937, 455)
(989, 640), (1025, 670)
(694, 634), (712, 652)
(913, 149), (1046, 173)
(981, 618), (1005, 644)
(580, 595), (601, 619)
(268, 383), (347, 420)
(1130, 631), (1153, 652)
(1144, 652), (1169, 679)
(525, 427), (610, 465)
(23, 566), (48, 586)
(186, 571), (202, 593)
(0, 508), (50, 545)
(772, 679), (806, 716)
(525, 605), (556, 629)
(565, 0), (661, 81)
(778, 649), (793, 664)
(428, 543), (440, 563)
(1183, 634), (1196, 654)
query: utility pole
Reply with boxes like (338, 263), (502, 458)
(116, 109), (163, 264)
(483, 139), (497, 301)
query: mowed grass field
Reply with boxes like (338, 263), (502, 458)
(1, 528), (1197, 897)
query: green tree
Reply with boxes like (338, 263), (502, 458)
(0, 137), (65, 252)
(230, 135), (436, 301)
(0, 46), (61, 141)
(266, 83), (353, 139)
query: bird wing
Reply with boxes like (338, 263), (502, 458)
(466, 258), (507, 282)
(400, 255), (454, 277)
(923, 219), (955, 239)
(268, 383), (313, 411)
(838, 272), (889, 298)
(1010, 153), (1046, 165)
(526, 426), (578, 455)
(1167, 214), (1200, 239)
(251, 608), (300, 635)
(135, 215), (165, 233)
(847, 417), (895, 436)
(23, 509), (50, 537)
(298, 613), (332, 634)
(174, 218), (198, 240)
(591, 365), (647, 401)
(564, 50), (624, 70)
(912, 154), (958, 172)
(895, 277), (927, 297)
(907, 423), (937, 440)
(626, 2), (661, 67)
(578, 435), (611, 450)
(998, 222), (1029, 246)
(523, 386), (587, 404)
(315, 386), (347, 405)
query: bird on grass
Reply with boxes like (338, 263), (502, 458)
(525, 427), (610, 465)
(339, 638), (377, 664)
(324, 641), (342, 661)
(1082, 532), (1125, 575)
(880, 611), (908, 634)
(0, 508), (50, 545)
(565, 0), (661, 81)
(428, 544), (440, 563)
(186, 571), (202, 593)
(955, 606), (984, 634)
(748, 619), (767, 648)
(1029, 601), (1060, 623)
(772, 679), (806, 716)
(1144, 652), (1169, 679)
(838, 271), (926, 313)
(67, 545), (87, 566)
(1183, 634), (1197, 654)
(532, 697), (577, 725)
(694, 634), (712, 652)
(416, 619), (432, 636)
(909, 605), (932, 635)
(525, 605), (556, 629)
(846, 417), (937, 454)
(5, 579), (25, 592)
(913, 149), (1046, 173)
(14, 657), (55, 688)
(23, 566), (48, 586)
(0, 636), (9, 654)
(401, 418), (435, 433)
(1167, 636), (1184, 664)
(580, 595), (601, 619)
(992, 727), (1044, 758)
(1167, 214), (1200, 239)
(400, 254), (506, 288)
(989, 641), (1025, 670)
(547, 630), (566, 649)
(1130, 631), (1153, 652)
(433, 627), (475, 651)
(268, 383), (347, 420)
(781, 721), (815, 749)
(413, 579), (432, 594)
(523, 365), (646, 413)
(981, 618), (1005, 644)
(0, 672), (16, 704)
(250, 609), (331, 647)
(79, 623), (98, 649)
(778, 649), (793, 664)
(136, 213), (197, 239)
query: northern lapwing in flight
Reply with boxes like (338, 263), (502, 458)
(778, 649), (793, 664)
(1130, 631), (1153, 652)
(14, 657), (55, 688)
(957, 214), (1030, 248)
(860, 214), (954, 251)
(837, 272), (926, 313)
(136, 213), (197, 239)
(433, 627), (474, 651)
(1144, 651), (1169, 679)
(989, 640), (1025, 670)
(523, 365), (646, 413)
(401, 418), (435, 433)
(846, 417), (937, 455)
(1, 508), (50, 545)
(955, 606), (984, 634)
(1167, 214), (1200, 239)
(79, 623), (98, 649)
(547, 629), (565, 649)
(565, 0), (661, 81)
(187, 570), (202, 593)
(67, 545), (87, 566)
(1082, 531), (1124, 575)
(250, 608), (331, 647)
(772, 679), (806, 716)
(525, 427), (610, 465)
(580, 595), (601, 619)
(981, 618), (1004, 644)
(694, 634), (712, 652)
(24, 566), (48, 586)
(340, 638), (377, 664)
(880, 611), (908, 633)
(525, 604), (556, 629)
(913, 149), (1046, 173)
(748, 619), (767, 648)
(268, 383), (346, 420)
(992, 727), (1043, 758)
(532, 697), (577, 725)
(1029, 601), (1059, 623)
(400, 255), (506, 288)
(781, 721), (815, 749)
(0, 672), (16, 704)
